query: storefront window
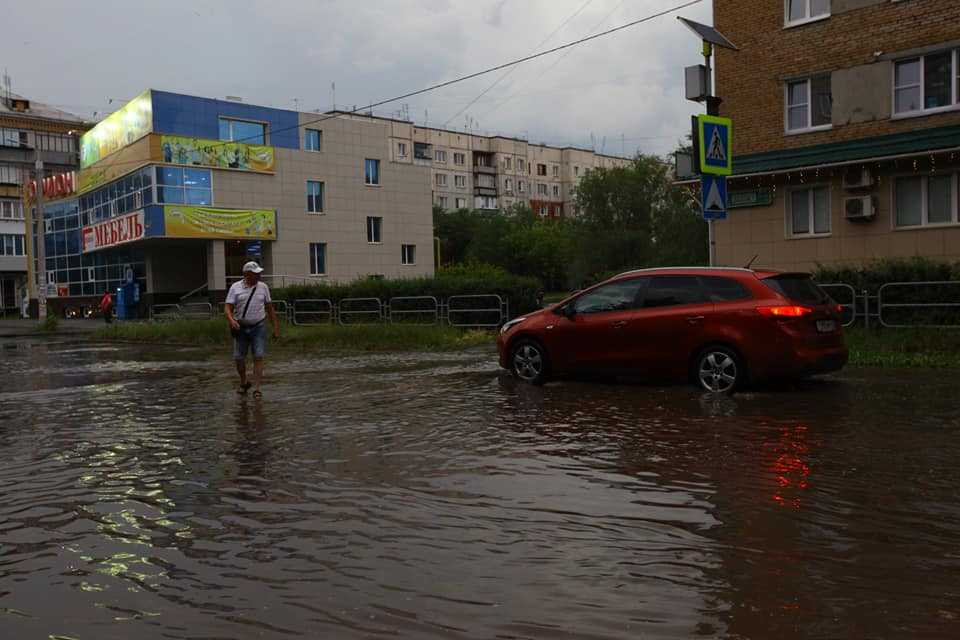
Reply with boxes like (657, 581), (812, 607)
(157, 166), (212, 205)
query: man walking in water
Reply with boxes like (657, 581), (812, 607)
(224, 261), (280, 397)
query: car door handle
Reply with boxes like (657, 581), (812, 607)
(611, 320), (628, 329)
(686, 315), (705, 324)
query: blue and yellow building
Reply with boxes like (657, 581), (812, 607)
(29, 89), (436, 315)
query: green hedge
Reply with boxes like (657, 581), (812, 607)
(272, 264), (542, 315)
(815, 258), (960, 326)
(814, 257), (960, 292)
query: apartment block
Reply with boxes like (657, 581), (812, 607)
(711, 0), (960, 271)
(402, 124), (630, 218)
(0, 93), (86, 315)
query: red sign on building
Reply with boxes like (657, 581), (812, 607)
(82, 212), (145, 253)
(26, 171), (77, 202)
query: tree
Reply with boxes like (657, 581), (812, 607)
(569, 155), (707, 285)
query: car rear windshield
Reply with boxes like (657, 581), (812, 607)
(761, 275), (830, 305)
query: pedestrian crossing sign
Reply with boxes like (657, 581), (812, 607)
(701, 174), (727, 220)
(697, 114), (733, 176)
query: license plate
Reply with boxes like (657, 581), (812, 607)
(817, 320), (836, 333)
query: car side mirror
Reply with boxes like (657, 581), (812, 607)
(560, 305), (576, 319)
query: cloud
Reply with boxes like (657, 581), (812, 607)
(0, 0), (713, 156)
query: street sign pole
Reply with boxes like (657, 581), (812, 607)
(679, 17), (738, 268)
(34, 150), (46, 321)
(703, 41), (716, 266)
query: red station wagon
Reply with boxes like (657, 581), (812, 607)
(497, 267), (848, 392)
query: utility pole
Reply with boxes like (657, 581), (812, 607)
(703, 40), (717, 267)
(678, 17), (737, 269)
(34, 148), (46, 320)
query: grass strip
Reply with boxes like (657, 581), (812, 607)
(844, 327), (960, 368)
(93, 319), (495, 352)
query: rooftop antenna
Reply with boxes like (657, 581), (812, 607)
(331, 82), (336, 110)
(743, 254), (759, 269)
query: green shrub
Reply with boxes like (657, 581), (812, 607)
(815, 257), (960, 326)
(814, 257), (960, 292)
(41, 314), (59, 333)
(272, 264), (542, 315)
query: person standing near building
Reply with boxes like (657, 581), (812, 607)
(224, 261), (280, 398)
(99, 290), (114, 324)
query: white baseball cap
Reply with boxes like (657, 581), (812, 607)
(242, 261), (264, 274)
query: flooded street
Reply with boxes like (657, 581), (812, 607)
(2, 339), (960, 639)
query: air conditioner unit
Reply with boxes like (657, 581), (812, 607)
(843, 168), (873, 190)
(844, 195), (876, 221)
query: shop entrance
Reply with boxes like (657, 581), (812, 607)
(225, 240), (264, 281)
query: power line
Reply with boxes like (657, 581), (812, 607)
(62, 0), (704, 176)
(441, 0), (598, 128)
(482, 0), (632, 118)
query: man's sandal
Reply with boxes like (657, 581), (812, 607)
(252, 389), (262, 399)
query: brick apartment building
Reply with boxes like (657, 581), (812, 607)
(711, 0), (960, 271)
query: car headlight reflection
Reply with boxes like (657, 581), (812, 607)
(500, 317), (528, 335)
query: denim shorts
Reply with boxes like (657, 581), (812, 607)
(233, 322), (267, 360)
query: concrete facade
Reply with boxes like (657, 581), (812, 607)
(403, 122), (629, 217)
(0, 93), (87, 314)
(710, 0), (960, 272)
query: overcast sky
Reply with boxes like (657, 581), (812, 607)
(2, 0), (712, 157)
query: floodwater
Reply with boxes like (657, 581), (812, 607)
(1, 339), (959, 639)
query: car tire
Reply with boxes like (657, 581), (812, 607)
(695, 346), (743, 394)
(510, 339), (549, 385)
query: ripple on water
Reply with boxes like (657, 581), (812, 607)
(1, 339), (959, 638)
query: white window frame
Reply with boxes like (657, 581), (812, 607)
(218, 117), (268, 144)
(438, 195), (448, 209)
(436, 173), (448, 187)
(784, 0), (830, 28)
(892, 172), (959, 229)
(518, 180), (526, 194)
(505, 178), (513, 193)
(306, 180), (324, 214)
(454, 174), (466, 188)
(538, 183), (548, 196)
(892, 49), (960, 119)
(397, 142), (408, 158)
(785, 184), (832, 238)
(552, 165), (559, 177)
(401, 244), (416, 266)
(454, 152), (465, 166)
(309, 242), (327, 276)
(552, 184), (561, 198)
(366, 216), (383, 244)
(785, 76), (833, 134)
(435, 149), (447, 163)
(365, 158), (380, 186)
(455, 197), (466, 209)
(305, 129), (322, 152)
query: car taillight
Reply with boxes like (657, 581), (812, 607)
(832, 303), (843, 315)
(756, 305), (813, 318)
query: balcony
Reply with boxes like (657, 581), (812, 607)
(473, 164), (496, 175)
(474, 186), (498, 197)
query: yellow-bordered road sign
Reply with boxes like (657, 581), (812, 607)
(697, 114), (733, 176)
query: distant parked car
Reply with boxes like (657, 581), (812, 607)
(497, 267), (847, 392)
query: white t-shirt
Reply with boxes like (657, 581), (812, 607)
(226, 280), (272, 325)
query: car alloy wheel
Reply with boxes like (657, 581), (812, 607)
(697, 349), (740, 394)
(511, 340), (546, 384)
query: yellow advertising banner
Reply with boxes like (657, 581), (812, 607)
(160, 135), (275, 172)
(163, 205), (276, 240)
(80, 90), (153, 168)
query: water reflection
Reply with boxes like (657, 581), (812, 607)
(0, 339), (959, 638)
